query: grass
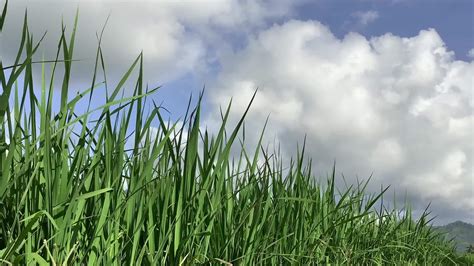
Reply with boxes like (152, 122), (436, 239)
(0, 2), (467, 265)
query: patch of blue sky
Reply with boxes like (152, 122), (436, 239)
(295, 0), (473, 61)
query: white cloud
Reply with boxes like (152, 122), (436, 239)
(468, 48), (474, 59)
(207, 20), (474, 223)
(2, 0), (300, 86)
(352, 10), (379, 26)
(370, 138), (405, 172)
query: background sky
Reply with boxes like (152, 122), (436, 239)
(2, 0), (473, 225)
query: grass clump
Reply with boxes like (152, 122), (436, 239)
(0, 3), (465, 265)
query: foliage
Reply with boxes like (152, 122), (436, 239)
(0, 2), (465, 264)
(468, 245), (474, 254)
(435, 221), (474, 254)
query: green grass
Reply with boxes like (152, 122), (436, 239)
(0, 2), (467, 265)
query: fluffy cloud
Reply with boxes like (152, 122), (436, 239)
(352, 10), (379, 26)
(207, 20), (474, 224)
(468, 48), (474, 59)
(2, 0), (300, 86)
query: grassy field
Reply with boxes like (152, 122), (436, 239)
(0, 2), (469, 265)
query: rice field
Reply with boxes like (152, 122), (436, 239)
(0, 2), (467, 265)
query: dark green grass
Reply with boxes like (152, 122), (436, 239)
(0, 2), (465, 265)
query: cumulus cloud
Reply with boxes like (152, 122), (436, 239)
(2, 0), (300, 87)
(207, 20), (474, 224)
(352, 10), (379, 26)
(468, 48), (474, 59)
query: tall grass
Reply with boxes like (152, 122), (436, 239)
(0, 3), (464, 265)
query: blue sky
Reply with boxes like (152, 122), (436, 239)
(297, 0), (473, 61)
(2, 0), (473, 224)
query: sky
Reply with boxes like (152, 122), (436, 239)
(1, 0), (473, 225)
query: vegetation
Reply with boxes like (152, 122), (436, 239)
(459, 249), (474, 266)
(0, 2), (467, 264)
(435, 221), (474, 253)
(435, 222), (474, 265)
